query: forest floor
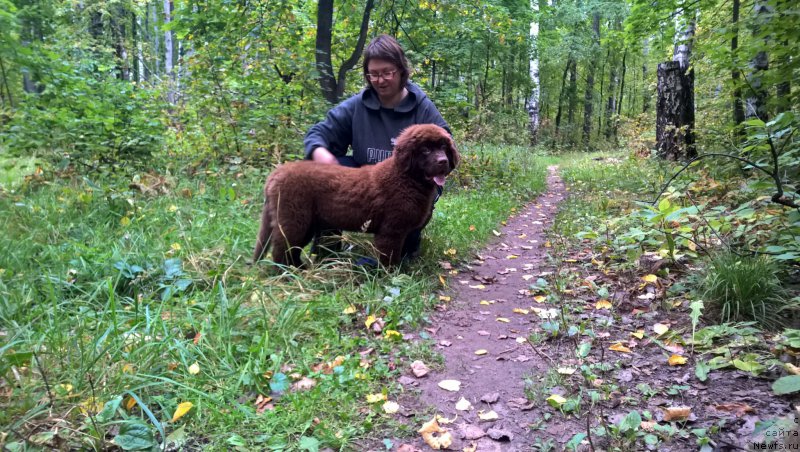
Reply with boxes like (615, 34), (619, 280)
(380, 166), (799, 451)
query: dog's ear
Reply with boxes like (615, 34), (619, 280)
(393, 132), (415, 173)
(445, 136), (460, 171)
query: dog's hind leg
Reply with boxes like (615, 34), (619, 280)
(374, 233), (406, 267)
(252, 200), (273, 263)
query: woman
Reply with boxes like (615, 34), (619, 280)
(304, 34), (451, 259)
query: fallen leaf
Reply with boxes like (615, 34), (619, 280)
(365, 315), (377, 328)
(463, 442), (477, 452)
(383, 401), (400, 414)
(384, 330), (402, 340)
(643, 274), (658, 283)
(653, 323), (669, 336)
(496, 317), (510, 323)
(411, 360), (430, 378)
(291, 377), (317, 391)
(546, 394), (566, 408)
(609, 343), (632, 353)
(557, 367), (577, 375)
(474, 349), (488, 355)
(438, 295), (451, 302)
(445, 248), (457, 256)
(785, 363), (800, 375)
(470, 284), (486, 290)
(342, 305), (357, 314)
(663, 406), (691, 421)
(595, 300), (613, 310)
(170, 402), (193, 422)
(640, 421), (657, 432)
(418, 417), (453, 450)
(668, 354), (688, 366)
(506, 254), (519, 259)
(516, 337), (527, 344)
(477, 330), (490, 336)
(492, 230), (502, 237)
(188, 362), (200, 375)
(366, 393), (387, 403)
(713, 403), (754, 417)
(478, 410), (499, 421)
(533, 295), (547, 303)
(438, 380), (461, 392)
(630, 330), (645, 339)
(455, 397), (473, 411)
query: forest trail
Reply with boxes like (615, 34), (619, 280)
(392, 166), (571, 450)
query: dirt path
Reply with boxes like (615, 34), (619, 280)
(393, 166), (569, 451)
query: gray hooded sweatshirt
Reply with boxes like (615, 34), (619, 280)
(304, 81), (450, 166)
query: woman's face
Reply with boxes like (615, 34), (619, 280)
(366, 59), (403, 102)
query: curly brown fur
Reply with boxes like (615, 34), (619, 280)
(253, 124), (459, 267)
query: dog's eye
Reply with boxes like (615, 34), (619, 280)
(421, 148), (431, 155)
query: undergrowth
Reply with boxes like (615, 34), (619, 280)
(0, 143), (553, 450)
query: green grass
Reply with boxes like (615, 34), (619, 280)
(698, 252), (790, 329)
(0, 155), (39, 191)
(0, 144), (556, 450)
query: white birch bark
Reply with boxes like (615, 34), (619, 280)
(527, 0), (541, 145)
(163, 0), (174, 104)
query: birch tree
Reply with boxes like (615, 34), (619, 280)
(527, 0), (541, 145)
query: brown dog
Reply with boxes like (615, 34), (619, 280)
(253, 124), (459, 267)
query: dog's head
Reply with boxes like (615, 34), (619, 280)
(393, 124), (460, 187)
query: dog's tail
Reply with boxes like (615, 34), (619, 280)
(252, 197), (272, 263)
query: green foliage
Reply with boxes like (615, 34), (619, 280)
(698, 252), (789, 328)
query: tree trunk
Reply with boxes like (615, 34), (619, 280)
(745, 0), (771, 121)
(583, 12), (600, 147)
(527, 0), (541, 145)
(0, 56), (13, 108)
(642, 38), (650, 113)
(731, 0), (745, 132)
(605, 64), (617, 139)
(152, 3), (160, 75)
(567, 58), (577, 126)
(656, 61), (695, 160)
(617, 48), (627, 116)
(315, 0), (375, 104)
(775, 38), (790, 113)
(555, 58), (572, 134)
(164, 0), (175, 104)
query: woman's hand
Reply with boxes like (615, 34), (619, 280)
(311, 147), (339, 165)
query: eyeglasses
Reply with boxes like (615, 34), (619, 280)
(366, 70), (398, 81)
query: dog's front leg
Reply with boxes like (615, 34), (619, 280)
(374, 234), (405, 266)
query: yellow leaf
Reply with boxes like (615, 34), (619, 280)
(609, 343), (632, 353)
(168, 205), (178, 212)
(595, 300), (613, 310)
(170, 243), (181, 251)
(125, 397), (137, 410)
(653, 323), (669, 336)
(469, 284), (486, 290)
(533, 295), (546, 303)
(444, 248), (457, 256)
(120, 216), (131, 226)
(544, 241), (552, 247)
(474, 349), (488, 355)
(630, 330), (645, 339)
(557, 367), (576, 375)
(469, 225), (476, 231)
(506, 254), (519, 259)
(785, 363), (800, 375)
(384, 330), (402, 340)
(366, 393), (387, 403)
(546, 394), (566, 408)
(668, 354), (687, 366)
(439, 275), (447, 286)
(170, 401), (193, 422)
(438, 380), (461, 392)
(478, 410), (499, 420)
(342, 305), (357, 314)
(365, 315), (377, 328)
(439, 295), (451, 302)
(492, 230), (502, 236)
(496, 317), (510, 323)
(643, 274), (658, 283)
(382, 401), (400, 414)
(513, 308), (530, 314)
(662, 406), (691, 421)
(418, 417), (452, 450)
(188, 362), (200, 375)
(480, 300), (491, 305)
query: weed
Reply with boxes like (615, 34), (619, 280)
(698, 251), (790, 328)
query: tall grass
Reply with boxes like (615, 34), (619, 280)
(0, 143), (555, 449)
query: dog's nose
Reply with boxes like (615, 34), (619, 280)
(436, 155), (449, 168)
